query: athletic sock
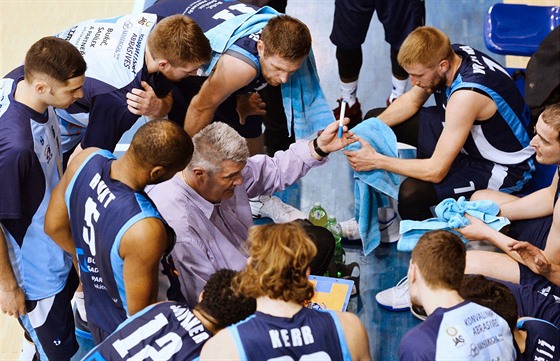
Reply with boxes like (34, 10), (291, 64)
(340, 80), (358, 107)
(389, 76), (408, 103)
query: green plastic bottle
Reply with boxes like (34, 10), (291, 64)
(326, 216), (345, 268)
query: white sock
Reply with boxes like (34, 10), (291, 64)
(19, 339), (36, 361)
(340, 80), (358, 107)
(389, 76), (408, 103)
(73, 291), (88, 322)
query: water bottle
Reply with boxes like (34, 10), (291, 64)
(308, 202), (328, 227)
(326, 216), (345, 265)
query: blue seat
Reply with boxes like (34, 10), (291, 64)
(484, 3), (560, 57)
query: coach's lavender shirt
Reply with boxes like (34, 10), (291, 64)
(147, 140), (324, 307)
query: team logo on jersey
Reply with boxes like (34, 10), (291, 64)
(138, 16), (154, 28)
(123, 20), (133, 30)
(538, 286), (551, 297)
(446, 327), (465, 347)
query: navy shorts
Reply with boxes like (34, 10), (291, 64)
(500, 216), (560, 327)
(330, 0), (425, 50)
(19, 267), (79, 360)
(417, 107), (528, 201)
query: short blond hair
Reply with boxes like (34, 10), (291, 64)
(398, 26), (453, 69)
(148, 15), (211, 66)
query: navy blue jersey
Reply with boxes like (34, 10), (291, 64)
(399, 301), (516, 361)
(66, 150), (168, 336)
(229, 307), (352, 360)
(434, 44), (533, 168)
(145, 0), (267, 94)
(83, 302), (211, 361)
(0, 66), (72, 301)
(54, 13), (172, 153)
(517, 317), (560, 361)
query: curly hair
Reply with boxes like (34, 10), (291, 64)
(196, 269), (256, 330)
(233, 222), (316, 304)
(460, 274), (518, 332)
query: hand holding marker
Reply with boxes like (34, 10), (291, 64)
(337, 100), (346, 138)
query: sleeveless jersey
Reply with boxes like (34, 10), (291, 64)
(83, 302), (212, 361)
(399, 301), (516, 361)
(517, 317), (559, 361)
(0, 66), (72, 300)
(145, 0), (268, 94)
(229, 307), (352, 360)
(66, 150), (167, 335)
(434, 45), (534, 174)
(54, 13), (172, 152)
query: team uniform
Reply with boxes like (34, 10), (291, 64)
(330, 0), (425, 52)
(399, 301), (516, 360)
(420, 44), (534, 201)
(65, 150), (175, 343)
(54, 13), (172, 154)
(0, 67), (78, 360)
(83, 302), (212, 361)
(145, 0), (266, 138)
(517, 317), (560, 361)
(228, 307), (352, 360)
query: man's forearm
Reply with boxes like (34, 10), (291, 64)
(184, 97), (215, 136)
(0, 230), (18, 291)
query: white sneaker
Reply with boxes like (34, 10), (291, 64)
(249, 195), (305, 223)
(379, 208), (400, 243)
(375, 276), (411, 311)
(340, 218), (360, 240)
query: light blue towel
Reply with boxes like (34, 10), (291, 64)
(281, 50), (334, 139)
(202, 6), (332, 140)
(345, 118), (401, 255)
(397, 196), (511, 251)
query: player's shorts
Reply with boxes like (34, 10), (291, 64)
(18, 267), (79, 360)
(330, 0), (425, 50)
(417, 106), (530, 201)
(498, 215), (560, 327)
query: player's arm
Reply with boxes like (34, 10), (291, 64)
(184, 54), (256, 136)
(335, 311), (372, 361)
(199, 329), (240, 361)
(120, 217), (169, 315)
(377, 86), (431, 127)
(499, 171), (558, 221)
(509, 240), (560, 286)
(0, 227), (26, 318)
(345, 90), (483, 181)
(45, 148), (97, 255)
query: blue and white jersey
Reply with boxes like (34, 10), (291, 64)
(0, 66), (72, 301)
(54, 13), (172, 152)
(83, 302), (211, 361)
(228, 307), (352, 360)
(145, 0), (268, 94)
(517, 317), (559, 361)
(65, 150), (167, 335)
(399, 301), (516, 361)
(435, 44), (534, 170)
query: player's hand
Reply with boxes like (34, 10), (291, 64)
(236, 93), (266, 125)
(456, 214), (493, 242)
(0, 286), (26, 318)
(126, 81), (165, 117)
(509, 240), (552, 276)
(343, 137), (383, 172)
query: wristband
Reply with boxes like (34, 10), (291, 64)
(313, 137), (330, 158)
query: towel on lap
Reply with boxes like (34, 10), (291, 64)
(397, 196), (511, 251)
